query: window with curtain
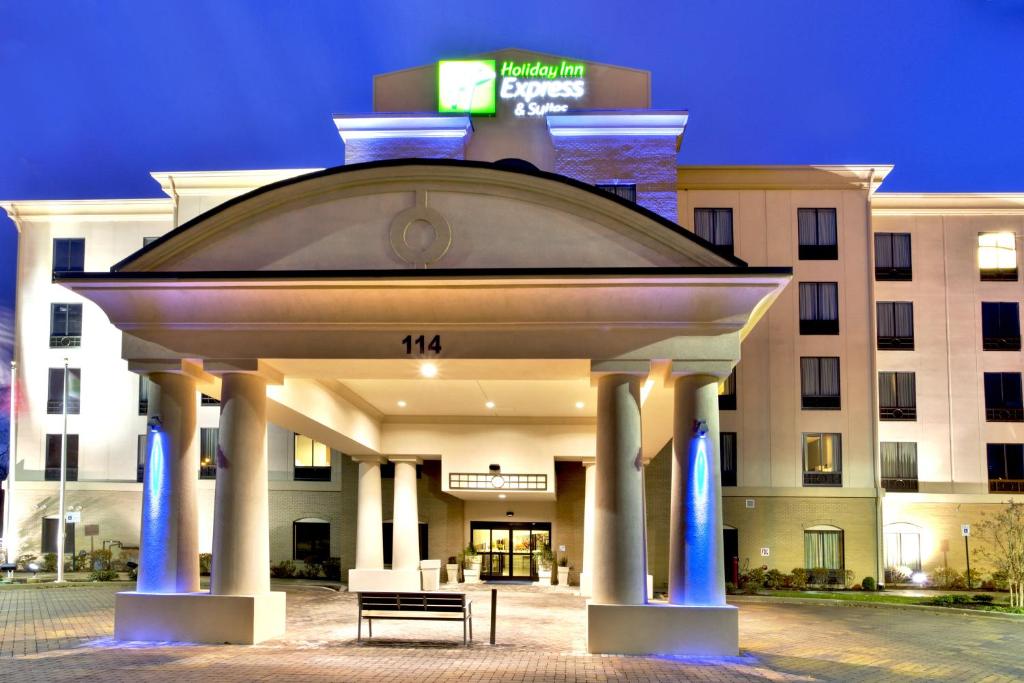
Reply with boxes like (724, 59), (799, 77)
(47, 367), (81, 415)
(984, 372), (1024, 422)
(44, 434), (79, 481)
(884, 531), (922, 575)
(294, 433), (332, 481)
(720, 432), (737, 487)
(879, 371), (917, 420)
(874, 233), (913, 280)
(987, 443), (1024, 492)
(798, 282), (839, 334)
(52, 238), (85, 274)
(693, 208), (734, 256)
(595, 183), (637, 203)
(804, 530), (844, 573)
(800, 357), (841, 409)
(49, 303), (82, 348)
(138, 376), (149, 415)
(137, 434), (147, 483)
(979, 232), (1018, 281)
(718, 367), (737, 410)
(797, 208), (838, 260)
(199, 428), (218, 479)
(876, 302), (914, 350)
(293, 519), (331, 562)
(802, 433), (842, 486)
(880, 442), (919, 491)
(982, 302), (1021, 351)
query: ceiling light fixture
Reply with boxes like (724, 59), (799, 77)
(485, 400), (496, 409)
(575, 401), (585, 409)
(498, 494), (506, 499)
(397, 400), (407, 408)
(420, 362), (438, 378)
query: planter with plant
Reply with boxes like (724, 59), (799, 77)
(557, 554), (570, 586)
(446, 555), (460, 584)
(536, 543), (554, 584)
(463, 543), (481, 583)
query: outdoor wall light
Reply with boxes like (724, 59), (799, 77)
(147, 415), (163, 432)
(694, 419), (709, 439)
(397, 400), (407, 408)
(575, 401), (585, 409)
(485, 400), (495, 409)
(126, 561), (138, 570)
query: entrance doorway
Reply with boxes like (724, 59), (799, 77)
(470, 521), (551, 581)
(723, 527), (739, 585)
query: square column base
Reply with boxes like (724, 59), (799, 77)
(115, 591), (286, 644)
(347, 568), (421, 592)
(587, 603), (738, 656)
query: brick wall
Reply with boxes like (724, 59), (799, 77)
(344, 138), (466, 165)
(554, 461), (586, 584)
(551, 136), (679, 222)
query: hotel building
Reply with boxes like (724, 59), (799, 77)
(1, 49), (1022, 645)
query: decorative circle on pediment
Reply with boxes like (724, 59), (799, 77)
(389, 194), (452, 267)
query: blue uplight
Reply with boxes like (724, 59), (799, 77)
(138, 427), (172, 593)
(684, 431), (720, 606)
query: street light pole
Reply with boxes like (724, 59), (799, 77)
(55, 359), (68, 583)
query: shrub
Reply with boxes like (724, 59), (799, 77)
(299, 559), (324, 579)
(932, 566), (967, 590)
(764, 569), (785, 590)
(930, 594), (971, 607)
(322, 557), (342, 582)
(810, 567), (830, 587)
(89, 569), (119, 581)
(725, 581), (738, 595)
(788, 568), (808, 590)
(199, 553), (213, 576)
(42, 553), (58, 572)
(16, 554), (39, 571)
(740, 566), (766, 594)
(972, 594), (995, 604)
(861, 576), (876, 591)
(90, 549), (113, 571)
(270, 560), (296, 578)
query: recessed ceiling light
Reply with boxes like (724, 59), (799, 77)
(420, 362), (438, 378)
(498, 494), (506, 499)
(575, 401), (585, 409)
(485, 400), (496, 409)
(397, 400), (407, 408)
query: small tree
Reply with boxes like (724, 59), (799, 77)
(975, 500), (1024, 607)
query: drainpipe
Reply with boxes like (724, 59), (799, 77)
(865, 169), (886, 587)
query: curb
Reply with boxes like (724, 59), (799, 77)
(728, 594), (1024, 621)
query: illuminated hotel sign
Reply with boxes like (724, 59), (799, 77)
(437, 58), (587, 117)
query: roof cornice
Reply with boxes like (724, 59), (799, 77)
(872, 193), (1024, 216)
(150, 169), (322, 197)
(677, 165), (894, 193)
(0, 198), (173, 223)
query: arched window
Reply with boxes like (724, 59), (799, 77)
(883, 522), (922, 582)
(293, 517), (330, 563)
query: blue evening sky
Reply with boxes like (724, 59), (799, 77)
(1, 0), (1023, 430)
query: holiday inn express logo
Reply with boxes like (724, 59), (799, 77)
(437, 58), (587, 117)
(438, 60), (497, 115)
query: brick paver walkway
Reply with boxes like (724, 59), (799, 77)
(1, 582), (1022, 681)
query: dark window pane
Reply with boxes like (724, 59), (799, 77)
(199, 428), (218, 479)
(694, 208), (734, 256)
(595, 183), (637, 203)
(982, 302), (1021, 351)
(800, 357), (841, 409)
(875, 233), (913, 280)
(293, 521), (330, 563)
(47, 368), (81, 414)
(879, 372), (917, 420)
(798, 208), (838, 260)
(720, 432), (737, 487)
(52, 238), (85, 273)
(44, 434), (78, 481)
(718, 367), (737, 410)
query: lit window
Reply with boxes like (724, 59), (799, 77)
(979, 232), (1017, 281)
(294, 434), (331, 481)
(199, 428), (218, 479)
(803, 433), (842, 486)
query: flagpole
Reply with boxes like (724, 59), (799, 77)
(56, 358), (68, 583)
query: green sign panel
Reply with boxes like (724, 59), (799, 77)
(437, 59), (497, 115)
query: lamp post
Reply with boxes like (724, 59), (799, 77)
(55, 359), (69, 583)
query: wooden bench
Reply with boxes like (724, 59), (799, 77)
(357, 591), (473, 645)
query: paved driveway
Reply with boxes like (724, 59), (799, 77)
(0, 582), (1022, 681)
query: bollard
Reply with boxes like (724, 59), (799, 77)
(489, 587), (497, 644)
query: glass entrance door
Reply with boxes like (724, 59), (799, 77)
(470, 521), (552, 581)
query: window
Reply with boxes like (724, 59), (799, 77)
(143, 236), (159, 247)
(693, 208), (734, 256)
(595, 183), (637, 203)
(137, 434), (147, 483)
(800, 357), (840, 409)
(804, 529), (845, 578)
(884, 528), (922, 578)
(138, 376), (149, 415)
(293, 518), (330, 563)
(294, 433), (331, 481)
(49, 303), (82, 348)
(47, 368), (81, 414)
(717, 367), (737, 411)
(803, 433), (842, 486)
(984, 372), (1024, 422)
(45, 434), (79, 481)
(798, 282), (839, 335)
(199, 428), (218, 479)
(720, 432), (737, 487)
(987, 443), (1024, 492)
(876, 302), (914, 350)
(797, 208), (838, 260)
(382, 522), (429, 565)
(52, 238), (85, 274)
(880, 442), (918, 492)
(979, 232), (1017, 281)
(42, 517), (75, 555)
(874, 233), (913, 280)
(879, 371), (917, 420)
(200, 394), (220, 407)
(982, 302), (1021, 351)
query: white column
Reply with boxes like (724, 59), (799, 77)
(579, 458), (596, 597)
(390, 457), (421, 571)
(353, 455), (387, 569)
(668, 374), (726, 606)
(138, 373), (199, 594)
(592, 373), (646, 606)
(211, 372), (269, 596)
